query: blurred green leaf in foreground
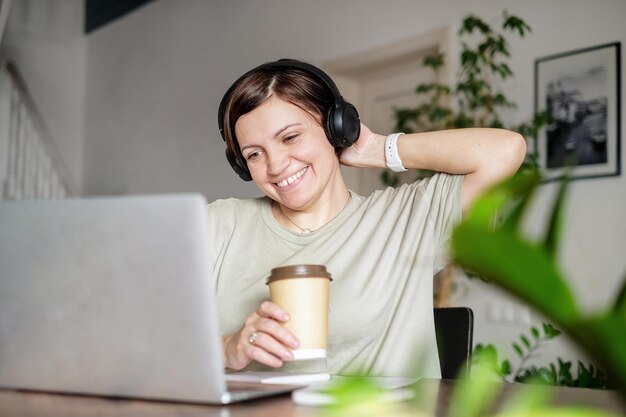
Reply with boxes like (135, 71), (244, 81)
(451, 167), (626, 399)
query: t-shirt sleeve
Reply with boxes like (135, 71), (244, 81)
(365, 172), (463, 273)
(419, 173), (464, 272)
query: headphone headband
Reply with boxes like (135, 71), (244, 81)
(218, 59), (344, 137)
(218, 59), (360, 181)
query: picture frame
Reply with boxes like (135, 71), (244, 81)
(534, 42), (621, 182)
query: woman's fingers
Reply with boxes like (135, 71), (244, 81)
(223, 301), (300, 370)
(247, 344), (284, 368)
(254, 316), (299, 349)
(247, 329), (295, 363)
(256, 300), (290, 322)
(252, 301), (300, 348)
(339, 124), (386, 168)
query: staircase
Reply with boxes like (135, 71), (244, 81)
(0, 61), (78, 200)
(0, 0), (11, 45)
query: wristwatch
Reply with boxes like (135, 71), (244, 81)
(385, 133), (407, 172)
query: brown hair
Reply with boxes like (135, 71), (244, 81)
(221, 62), (334, 169)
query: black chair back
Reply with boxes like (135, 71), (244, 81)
(434, 307), (474, 379)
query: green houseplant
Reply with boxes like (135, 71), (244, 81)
(473, 322), (608, 388)
(391, 11), (549, 155)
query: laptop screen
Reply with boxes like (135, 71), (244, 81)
(0, 194), (228, 402)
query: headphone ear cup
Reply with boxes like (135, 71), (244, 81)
(340, 102), (361, 146)
(324, 106), (338, 146)
(225, 148), (252, 181)
(325, 101), (360, 147)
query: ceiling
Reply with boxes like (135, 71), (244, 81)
(85, 0), (154, 34)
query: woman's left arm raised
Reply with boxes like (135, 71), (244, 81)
(340, 125), (527, 212)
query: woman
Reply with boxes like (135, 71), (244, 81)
(210, 59), (526, 378)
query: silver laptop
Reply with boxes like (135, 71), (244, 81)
(0, 194), (298, 404)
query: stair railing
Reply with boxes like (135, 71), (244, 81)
(0, 61), (78, 200)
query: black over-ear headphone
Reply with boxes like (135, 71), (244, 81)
(218, 59), (360, 181)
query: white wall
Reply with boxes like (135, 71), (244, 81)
(82, 0), (480, 198)
(0, 0), (85, 190)
(5, 0), (625, 372)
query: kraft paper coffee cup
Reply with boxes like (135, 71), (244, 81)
(266, 265), (332, 360)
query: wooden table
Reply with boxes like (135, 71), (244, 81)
(1, 379), (623, 416)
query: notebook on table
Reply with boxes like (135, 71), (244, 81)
(0, 194), (300, 404)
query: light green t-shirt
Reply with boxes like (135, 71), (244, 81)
(207, 173), (463, 378)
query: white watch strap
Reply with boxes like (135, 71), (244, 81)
(385, 133), (407, 172)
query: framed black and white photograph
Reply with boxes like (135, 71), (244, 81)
(535, 42), (621, 182)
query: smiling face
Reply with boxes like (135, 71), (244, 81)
(234, 96), (347, 212)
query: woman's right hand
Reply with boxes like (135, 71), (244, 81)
(221, 301), (300, 370)
(338, 123), (386, 169)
